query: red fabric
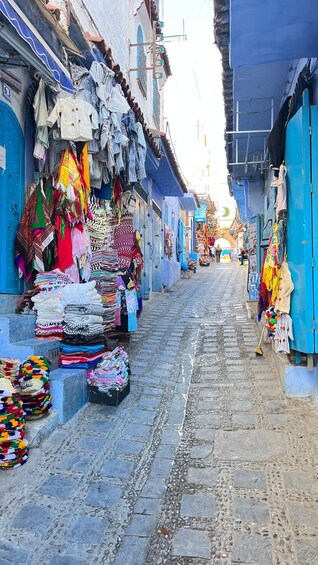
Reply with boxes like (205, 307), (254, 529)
(55, 215), (73, 271)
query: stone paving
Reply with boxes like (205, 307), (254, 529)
(1, 264), (318, 565)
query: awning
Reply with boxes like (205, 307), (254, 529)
(145, 139), (187, 197)
(230, 179), (252, 222)
(180, 193), (199, 211)
(0, 0), (74, 92)
(230, 0), (318, 68)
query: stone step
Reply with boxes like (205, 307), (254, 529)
(18, 338), (61, 369)
(0, 336), (61, 369)
(0, 314), (36, 344)
(25, 409), (60, 448)
(0, 294), (18, 314)
(50, 367), (88, 424)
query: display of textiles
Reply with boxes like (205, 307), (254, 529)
(90, 271), (118, 331)
(32, 271), (75, 339)
(115, 274), (140, 332)
(19, 357), (52, 419)
(34, 269), (75, 290)
(0, 378), (28, 470)
(87, 346), (129, 393)
(14, 179), (55, 280)
(113, 214), (134, 268)
(61, 284), (105, 368)
(32, 287), (65, 339)
(87, 206), (120, 332)
(87, 207), (115, 251)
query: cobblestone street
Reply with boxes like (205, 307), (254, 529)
(1, 263), (318, 565)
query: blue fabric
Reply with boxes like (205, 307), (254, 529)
(128, 312), (138, 331)
(61, 360), (101, 369)
(60, 344), (105, 354)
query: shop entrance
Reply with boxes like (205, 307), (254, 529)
(152, 206), (162, 292)
(134, 191), (149, 299)
(0, 101), (24, 294)
(285, 89), (318, 355)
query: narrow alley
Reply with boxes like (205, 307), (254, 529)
(1, 264), (318, 565)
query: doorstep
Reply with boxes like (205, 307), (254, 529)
(250, 310), (318, 404)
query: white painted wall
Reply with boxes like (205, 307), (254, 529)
(71, 0), (159, 128)
(71, 0), (132, 73)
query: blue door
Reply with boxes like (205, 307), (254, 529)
(285, 90), (314, 354)
(0, 102), (24, 294)
(310, 103), (318, 352)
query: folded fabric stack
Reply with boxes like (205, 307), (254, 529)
(0, 378), (28, 470)
(87, 346), (129, 393)
(31, 269), (75, 339)
(88, 207), (119, 332)
(90, 251), (119, 331)
(34, 269), (75, 290)
(91, 272), (118, 331)
(61, 282), (105, 368)
(32, 288), (65, 339)
(0, 358), (21, 389)
(19, 357), (52, 419)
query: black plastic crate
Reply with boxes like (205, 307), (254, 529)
(88, 380), (130, 406)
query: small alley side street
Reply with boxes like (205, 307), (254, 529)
(1, 264), (318, 565)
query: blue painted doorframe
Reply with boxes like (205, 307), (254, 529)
(0, 101), (24, 294)
(285, 90), (314, 354)
(311, 104), (318, 353)
(178, 219), (187, 266)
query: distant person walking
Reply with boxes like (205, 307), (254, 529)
(215, 245), (222, 263)
(239, 247), (248, 265)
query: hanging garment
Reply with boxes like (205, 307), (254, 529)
(125, 289), (138, 331)
(56, 149), (90, 219)
(262, 184), (277, 245)
(274, 313), (294, 353)
(267, 96), (290, 169)
(263, 223), (281, 305)
(276, 211), (287, 266)
(33, 78), (49, 161)
(115, 289), (122, 326)
(55, 215), (73, 271)
(275, 261), (294, 314)
(33, 180), (55, 273)
(15, 181), (55, 278)
(276, 164), (287, 219)
(47, 96), (99, 141)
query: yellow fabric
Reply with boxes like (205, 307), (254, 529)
(271, 266), (281, 303)
(57, 150), (89, 219)
(275, 261), (294, 313)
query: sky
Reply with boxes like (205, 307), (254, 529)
(162, 0), (235, 215)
